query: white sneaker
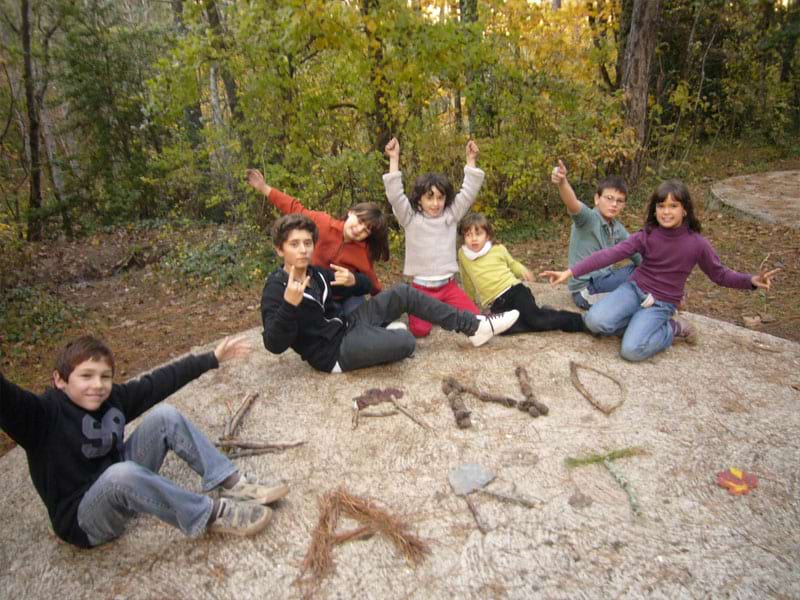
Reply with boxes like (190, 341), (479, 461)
(579, 287), (594, 306)
(386, 320), (408, 331)
(469, 310), (519, 347)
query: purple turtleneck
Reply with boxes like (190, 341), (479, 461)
(571, 223), (754, 305)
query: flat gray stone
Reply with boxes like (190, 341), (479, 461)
(1, 283), (799, 599)
(448, 463), (496, 496)
(709, 170), (800, 227)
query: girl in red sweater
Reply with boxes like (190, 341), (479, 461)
(247, 169), (390, 313)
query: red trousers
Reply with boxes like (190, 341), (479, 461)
(409, 279), (479, 338)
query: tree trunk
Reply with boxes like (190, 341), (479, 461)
(21, 0), (43, 241)
(40, 103), (73, 238)
(172, 0), (204, 148)
(362, 0), (394, 152)
(614, 0), (634, 90)
(620, 0), (660, 182)
(459, 0), (478, 135)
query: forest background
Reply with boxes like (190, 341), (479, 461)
(1, 0), (799, 422)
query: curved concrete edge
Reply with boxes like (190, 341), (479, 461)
(709, 170), (800, 228)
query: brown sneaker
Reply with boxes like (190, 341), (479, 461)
(219, 472), (289, 505)
(671, 319), (698, 345)
(208, 498), (272, 537)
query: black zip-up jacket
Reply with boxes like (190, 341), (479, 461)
(0, 352), (218, 548)
(260, 265), (371, 372)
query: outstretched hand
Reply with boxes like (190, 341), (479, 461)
(331, 264), (356, 287)
(214, 335), (253, 363)
(539, 269), (572, 286)
(551, 159), (567, 185)
(284, 265), (311, 306)
(751, 267), (781, 291)
(466, 140), (479, 167)
(245, 168), (271, 196)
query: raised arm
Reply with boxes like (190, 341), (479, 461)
(383, 138), (414, 227)
(450, 140), (485, 220)
(385, 137), (400, 173)
(551, 159), (582, 216)
(246, 168), (273, 197)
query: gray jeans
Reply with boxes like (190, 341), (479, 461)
(337, 283), (479, 372)
(77, 404), (236, 546)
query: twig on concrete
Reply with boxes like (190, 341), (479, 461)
(442, 378), (472, 428)
(603, 458), (641, 517)
(215, 440), (306, 451)
(464, 496), (488, 534)
(569, 361), (624, 415)
(515, 366), (549, 416)
(391, 398), (432, 431)
(223, 392), (259, 439)
(478, 488), (541, 509)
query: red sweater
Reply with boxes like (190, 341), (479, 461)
(267, 188), (381, 294)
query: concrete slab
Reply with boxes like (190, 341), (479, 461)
(709, 170), (800, 227)
(1, 283), (799, 599)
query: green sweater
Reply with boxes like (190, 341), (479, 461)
(457, 244), (528, 308)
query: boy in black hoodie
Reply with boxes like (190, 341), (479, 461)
(260, 214), (519, 373)
(0, 335), (288, 548)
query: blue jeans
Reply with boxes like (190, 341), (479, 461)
(583, 281), (676, 362)
(77, 404), (236, 546)
(571, 264), (637, 310)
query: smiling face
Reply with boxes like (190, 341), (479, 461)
(594, 187), (627, 222)
(342, 211), (372, 242)
(463, 225), (489, 253)
(54, 358), (113, 411)
(276, 228), (315, 273)
(655, 193), (686, 229)
(420, 186), (446, 218)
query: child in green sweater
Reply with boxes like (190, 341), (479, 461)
(457, 214), (586, 335)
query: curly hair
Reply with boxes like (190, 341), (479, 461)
(347, 202), (390, 262)
(644, 180), (702, 233)
(409, 173), (455, 214)
(54, 336), (115, 381)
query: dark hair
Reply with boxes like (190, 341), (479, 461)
(271, 213), (319, 248)
(596, 176), (628, 198)
(644, 179), (702, 233)
(409, 173), (455, 214)
(348, 202), (390, 262)
(459, 213), (494, 240)
(54, 336), (115, 381)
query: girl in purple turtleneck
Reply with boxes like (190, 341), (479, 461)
(540, 180), (779, 362)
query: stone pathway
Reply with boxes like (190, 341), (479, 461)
(709, 170), (800, 227)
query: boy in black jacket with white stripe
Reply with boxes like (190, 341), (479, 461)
(260, 214), (519, 373)
(0, 335), (288, 548)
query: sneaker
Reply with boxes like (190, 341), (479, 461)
(208, 498), (272, 537)
(386, 320), (408, 331)
(469, 310), (520, 347)
(219, 472), (289, 505)
(670, 319), (698, 345)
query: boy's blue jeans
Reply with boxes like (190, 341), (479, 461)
(77, 404), (236, 546)
(583, 280), (677, 362)
(571, 264), (636, 310)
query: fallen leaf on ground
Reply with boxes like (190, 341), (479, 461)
(716, 468), (758, 495)
(742, 315), (762, 329)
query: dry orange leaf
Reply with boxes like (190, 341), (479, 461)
(716, 467), (758, 495)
